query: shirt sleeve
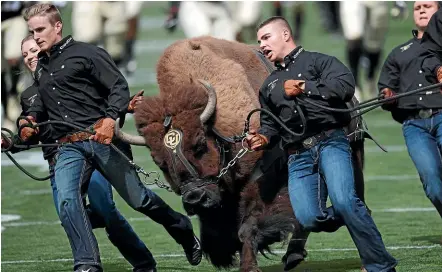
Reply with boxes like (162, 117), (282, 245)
(27, 90), (47, 122)
(378, 50), (400, 93)
(304, 54), (355, 102)
(19, 95), (27, 118)
(89, 47), (130, 120)
(257, 83), (280, 146)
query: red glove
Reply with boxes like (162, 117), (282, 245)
(381, 88), (397, 104)
(89, 118), (115, 145)
(380, 88), (397, 111)
(245, 129), (269, 151)
(18, 116), (39, 142)
(284, 80), (305, 97)
(1, 137), (11, 149)
(128, 90), (144, 113)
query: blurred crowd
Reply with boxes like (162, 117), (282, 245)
(1, 1), (409, 132)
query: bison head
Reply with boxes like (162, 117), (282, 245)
(115, 79), (243, 216)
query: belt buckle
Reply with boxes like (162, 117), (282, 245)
(418, 109), (432, 119)
(302, 137), (315, 149)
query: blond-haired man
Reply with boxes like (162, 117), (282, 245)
(21, 4), (202, 272)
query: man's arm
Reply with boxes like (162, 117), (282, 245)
(26, 89), (46, 122)
(378, 51), (400, 93)
(377, 50), (400, 110)
(256, 86), (280, 148)
(3, 90), (43, 150)
(18, 88), (46, 142)
(303, 54), (355, 102)
(89, 47), (130, 120)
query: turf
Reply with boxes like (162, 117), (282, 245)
(1, 2), (441, 272)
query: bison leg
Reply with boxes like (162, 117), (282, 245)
(282, 229), (309, 271)
(238, 217), (261, 272)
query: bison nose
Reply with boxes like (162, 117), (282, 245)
(183, 189), (206, 206)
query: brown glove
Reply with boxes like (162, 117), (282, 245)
(245, 129), (269, 151)
(89, 118), (115, 145)
(18, 116), (39, 142)
(128, 90), (144, 113)
(437, 66), (442, 83)
(284, 80), (305, 97)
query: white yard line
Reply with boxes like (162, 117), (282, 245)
(365, 145), (407, 153)
(364, 174), (418, 182)
(367, 120), (401, 128)
(2, 206), (437, 228)
(379, 207), (436, 212)
(15, 174), (419, 196)
(2, 244), (440, 265)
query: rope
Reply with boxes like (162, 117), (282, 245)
(298, 82), (442, 114)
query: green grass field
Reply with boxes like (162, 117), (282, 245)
(1, 2), (441, 272)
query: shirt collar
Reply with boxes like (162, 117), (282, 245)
(412, 29), (418, 38)
(275, 46), (304, 70)
(49, 35), (74, 54)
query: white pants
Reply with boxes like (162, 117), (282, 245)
(227, 1), (263, 34)
(178, 1), (236, 41)
(340, 1), (389, 52)
(125, 1), (143, 19)
(72, 1), (127, 59)
(1, 16), (28, 61)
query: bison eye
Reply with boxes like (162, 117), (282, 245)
(136, 123), (147, 131)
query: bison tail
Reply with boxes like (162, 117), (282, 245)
(256, 213), (296, 258)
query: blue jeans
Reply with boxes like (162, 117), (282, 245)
(402, 112), (442, 218)
(49, 166), (156, 270)
(288, 130), (397, 271)
(53, 140), (194, 269)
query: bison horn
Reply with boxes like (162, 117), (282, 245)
(114, 118), (146, 146)
(198, 79), (217, 124)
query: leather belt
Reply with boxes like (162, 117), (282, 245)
(57, 131), (91, 144)
(287, 129), (338, 155)
(407, 109), (442, 120)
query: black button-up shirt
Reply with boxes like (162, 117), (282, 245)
(29, 36), (130, 140)
(378, 30), (442, 123)
(18, 83), (57, 160)
(258, 46), (355, 148)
